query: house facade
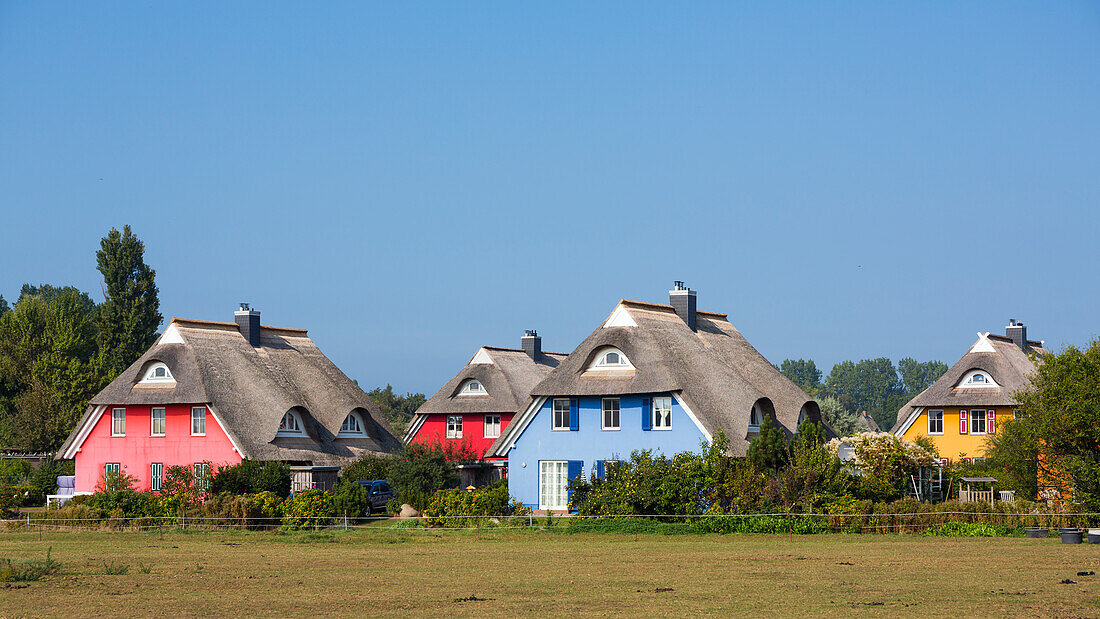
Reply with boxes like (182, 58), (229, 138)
(405, 331), (566, 483)
(891, 320), (1046, 462)
(487, 283), (824, 511)
(58, 304), (401, 494)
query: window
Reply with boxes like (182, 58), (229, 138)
(446, 415), (463, 439)
(151, 407), (166, 436)
(150, 463), (163, 492)
(105, 462), (121, 476)
(970, 409), (987, 435)
(539, 461), (568, 510)
(339, 412), (365, 436)
(971, 374), (985, 384)
(586, 347), (634, 372)
(927, 410), (944, 435)
(748, 404), (762, 431)
(194, 462), (210, 491)
(140, 362), (174, 383)
(1013, 409), (1022, 420)
(111, 408), (126, 436)
(192, 407), (207, 436)
(958, 369), (999, 388)
(653, 396), (672, 429)
(277, 410), (306, 436)
(459, 380), (485, 395)
(602, 398), (620, 430)
(553, 399), (571, 431)
(484, 414), (501, 439)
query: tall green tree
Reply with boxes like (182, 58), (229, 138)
(0, 288), (104, 450)
(778, 358), (822, 394)
(367, 384), (426, 433)
(825, 358), (907, 432)
(96, 225), (161, 378)
(747, 416), (788, 473)
(1011, 338), (1100, 509)
(816, 394), (868, 437)
(0, 295), (8, 316)
(898, 357), (948, 396)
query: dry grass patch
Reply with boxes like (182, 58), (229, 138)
(0, 529), (1097, 616)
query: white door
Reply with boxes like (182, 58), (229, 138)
(539, 461), (568, 510)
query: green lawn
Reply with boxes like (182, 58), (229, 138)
(1, 528), (1098, 617)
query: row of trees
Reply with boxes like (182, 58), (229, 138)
(0, 226), (161, 451)
(777, 357), (949, 434)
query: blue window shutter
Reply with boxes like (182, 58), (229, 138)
(596, 460), (605, 479)
(569, 398), (579, 431)
(641, 397), (652, 431)
(566, 460), (584, 506)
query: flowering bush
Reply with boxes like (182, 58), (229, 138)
(281, 489), (334, 530)
(826, 432), (937, 501)
(423, 481), (525, 527)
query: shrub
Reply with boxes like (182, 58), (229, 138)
(339, 454), (394, 487)
(332, 483), (372, 518)
(423, 481), (518, 527)
(387, 443), (458, 511)
(923, 522), (1002, 537)
(282, 489), (334, 530)
(210, 460), (291, 497)
(250, 491), (284, 520)
(0, 548), (61, 582)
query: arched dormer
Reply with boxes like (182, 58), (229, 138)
(337, 409), (369, 438)
(457, 379), (488, 396)
(748, 397), (775, 433)
(584, 347), (635, 372)
(277, 407), (308, 437)
(957, 369), (999, 388)
(797, 401), (821, 429)
(138, 361), (175, 385)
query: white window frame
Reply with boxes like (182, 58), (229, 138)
(585, 347), (635, 371)
(539, 460), (569, 510)
(958, 369), (1000, 388)
(111, 408), (126, 437)
(339, 412), (366, 437)
(653, 396), (672, 430)
(192, 406), (207, 436)
(277, 410), (305, 437)
(459, 379), (486, 396)
(927, 409), (944, 435)
(150, 462), (163, 492)
(151, 407), (166, 437)
(1013, 408), (1022, 420)
(484, 414), (501, 439)
(194, 462), (210, 491)
(970, 409), (988, 435)
(748, 404), (762, 432)
(105, 462), (121, 476)
(602, 398), (620, 431)
(139, 362), (174, 384)
(552, 398), (571, 431)
(446, 415), (463, 439)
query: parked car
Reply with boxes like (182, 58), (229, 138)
(357, 480), (394, 515)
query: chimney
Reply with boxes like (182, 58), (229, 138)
(1005, 319), (1028, 352)
(521, 329), (542, 360)
(669, 281), (697, 331)
(234, 303), (261, 347)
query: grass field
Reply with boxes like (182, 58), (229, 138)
(1, 527), (1098, 617)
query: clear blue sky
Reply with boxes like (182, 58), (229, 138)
(2, 3), (1098, 395)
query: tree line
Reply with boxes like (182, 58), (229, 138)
(776, 357), (949, 435)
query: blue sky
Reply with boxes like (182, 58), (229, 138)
(2, 3), (1098, 395)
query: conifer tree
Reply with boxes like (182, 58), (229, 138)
(96, 226), (161, 378)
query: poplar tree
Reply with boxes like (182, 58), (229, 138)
(96, 226), (162, 378)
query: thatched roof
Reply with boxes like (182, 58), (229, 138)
(489, 299), (822, 457)
(59, 317), (401, 465)
(890, 332), (1047, 433)
(404, 346), (567, 442)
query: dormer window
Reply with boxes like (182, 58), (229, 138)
(139, 362), (175, 384)
(585, 347), (634, 372)
(277, 410), (306, 436)
(958, 370), (999, 388)
(459, 379), (487, 396)
(338, 411), (367, 437)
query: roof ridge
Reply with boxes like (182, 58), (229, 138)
(619, 299), (728, 319)
(987, 334), (1045, 346)
(481, 345), (569, 356)
(169, 317), (307, 334)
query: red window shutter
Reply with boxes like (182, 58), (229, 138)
(988, 410), (996, 434)
(959, 410), (968, 434)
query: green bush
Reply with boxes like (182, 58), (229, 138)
(339, 454), (393, 487)
(923, 522), (1005, 537)
(250, 491), (284, 520)
(332, 483), (372, 518)
(282, 489), (334, 530)
(0, 548), (61, 582)
(0, 459), (34, 486)
(387, 443), (458, 511)
(423, 481), (520, 527)
(210, 460), (291, 497)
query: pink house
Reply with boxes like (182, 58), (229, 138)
(58, 304), (400, 494)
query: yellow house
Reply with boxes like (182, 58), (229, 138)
(891, 320), (1046, 463)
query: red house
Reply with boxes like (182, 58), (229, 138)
(58, 304), (400, 494)
(404, 330), (564, 483)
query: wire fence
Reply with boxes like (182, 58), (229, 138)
(4, 511), (1100, 534)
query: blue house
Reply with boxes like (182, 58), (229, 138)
(487, 283), (824, 512)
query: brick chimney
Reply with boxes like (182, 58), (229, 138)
(669, 281), (697, 331)
(521, 329), (541, 360)
(1006, 319), (1028, 352)
(234, 303), (261, 347)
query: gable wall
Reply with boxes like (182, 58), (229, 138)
(409, 412), (516, 458)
